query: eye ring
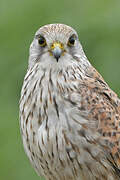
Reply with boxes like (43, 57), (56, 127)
(68, 34), (76, 46)
(38, 36), (46, 47)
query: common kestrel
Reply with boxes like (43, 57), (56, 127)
(20, 24), (120, 180)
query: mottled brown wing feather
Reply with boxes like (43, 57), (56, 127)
(79, 65), (120, 171)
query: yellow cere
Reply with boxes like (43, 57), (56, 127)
(51, 42), (64, 50)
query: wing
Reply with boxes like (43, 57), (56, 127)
(84, 66), (120, 166)
(65, 64), (120, 176)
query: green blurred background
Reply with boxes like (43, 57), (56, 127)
(0, 0), (120, 179)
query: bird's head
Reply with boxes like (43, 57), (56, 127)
(28, 24), (90, 70)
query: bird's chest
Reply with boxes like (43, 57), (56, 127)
(21, 79), (73, 175)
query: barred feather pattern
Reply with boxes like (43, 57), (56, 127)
(20, 24), (120, 180)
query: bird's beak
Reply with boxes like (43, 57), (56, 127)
(50, 42), (64, 62)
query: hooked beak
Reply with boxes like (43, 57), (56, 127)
(51, 42), (64, 62)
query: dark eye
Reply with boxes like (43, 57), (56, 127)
(68, 35), (76, 46)
(38, 36), (46, 47)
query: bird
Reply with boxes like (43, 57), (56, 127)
(19, 23), (120, 180)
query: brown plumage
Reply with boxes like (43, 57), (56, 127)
(20, 24), (120, 180)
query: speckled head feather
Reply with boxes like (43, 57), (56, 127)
(35, 23), (77, 38)
(29, 24), (90, 70)
(34, 24), (78, 48)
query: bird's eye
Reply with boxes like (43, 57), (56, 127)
(38, 36), (46, 47)
(68, 35), (76, 46)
